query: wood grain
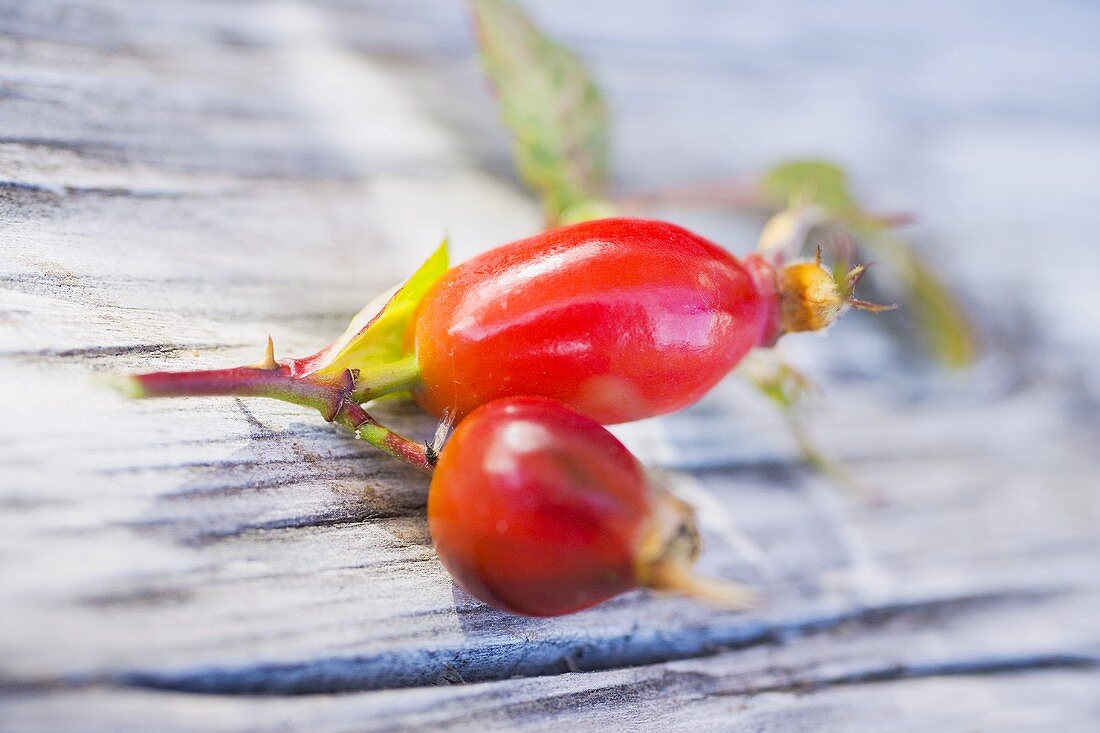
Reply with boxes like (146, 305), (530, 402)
(1, 0), (1098, 730)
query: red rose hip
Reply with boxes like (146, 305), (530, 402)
(428, 395), (752, 616)
(410, 217), (868, 424)
(411, 218), (779, 424)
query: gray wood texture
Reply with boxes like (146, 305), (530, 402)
(2, 0), (1098, 730)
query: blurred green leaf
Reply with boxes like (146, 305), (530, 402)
(859, 232), (978, 368)
(760, 160), (859, 217)
(470, 0), (611, 223)
(557, 198), (620, 225)
(740, 351), (815, 410)
(760, 158), (978, 368)
(740, 352), (875, 497)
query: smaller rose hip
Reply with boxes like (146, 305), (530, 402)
(428, 396), (752, 616)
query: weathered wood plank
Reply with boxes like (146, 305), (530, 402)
(7, 671), (1100, 733)
(4, 587), (1099, 731)
(2, 0), (1099, 730)
(2, 340), (1096, 691)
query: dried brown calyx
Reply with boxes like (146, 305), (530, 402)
(634, 488), (755, 609)
(777, 247), (896, 334)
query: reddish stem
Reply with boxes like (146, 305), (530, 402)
(127, 364), (435, 473)
(615, 178), (764, 212)
(132, 365), (347, 419)
(335, 402), (436, 473)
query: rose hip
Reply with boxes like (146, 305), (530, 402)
(428, 395), (751, 616)
(410, 217), (863, 424)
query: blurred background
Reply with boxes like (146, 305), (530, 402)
(1, 1), (1098, 730)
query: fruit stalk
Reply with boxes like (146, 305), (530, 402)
(129, 365), (345, 417)
(121, 345), (435, 472)
(337, 402), (437, 473)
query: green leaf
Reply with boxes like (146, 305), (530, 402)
(760, 159), (858, 217)
(470, 0), (612, 223)
(314, 241), (449, 378)
(557, 198), (620, 225)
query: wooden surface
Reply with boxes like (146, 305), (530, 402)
(2, 1), (1099, 730)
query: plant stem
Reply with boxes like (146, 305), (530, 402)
(334, 402), (435, 473)
(124, 363), (435, 473)
(785, 413), (879, 502)
(128, 366), (350, 419)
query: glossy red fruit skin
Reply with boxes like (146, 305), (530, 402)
(411, 218), (780, 424)
(428, 396), (656, 616)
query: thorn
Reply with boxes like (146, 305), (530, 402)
(255, 335), (279, 370)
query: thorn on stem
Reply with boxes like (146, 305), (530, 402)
(255, 335), (279, 370)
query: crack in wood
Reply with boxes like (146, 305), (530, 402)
(0, 179), (187, 200)
(163, 510), (428, 546)
(745, 652), (1100, 695)
(0, 343), (238, 361)
(0, 588), (1065, 697)
(92, 449), (394, 478)
(0, 137), (125, 158)
(375, 652), (1100, 732)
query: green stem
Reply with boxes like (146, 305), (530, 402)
(126, 365), (349, 419)
(785, 414), (879, 501)
(352, 354), (422, 401)
(334, 402), (435, 473)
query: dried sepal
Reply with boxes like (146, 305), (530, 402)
(635, 490), (756, 610)
(302, 240), (449, 381)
